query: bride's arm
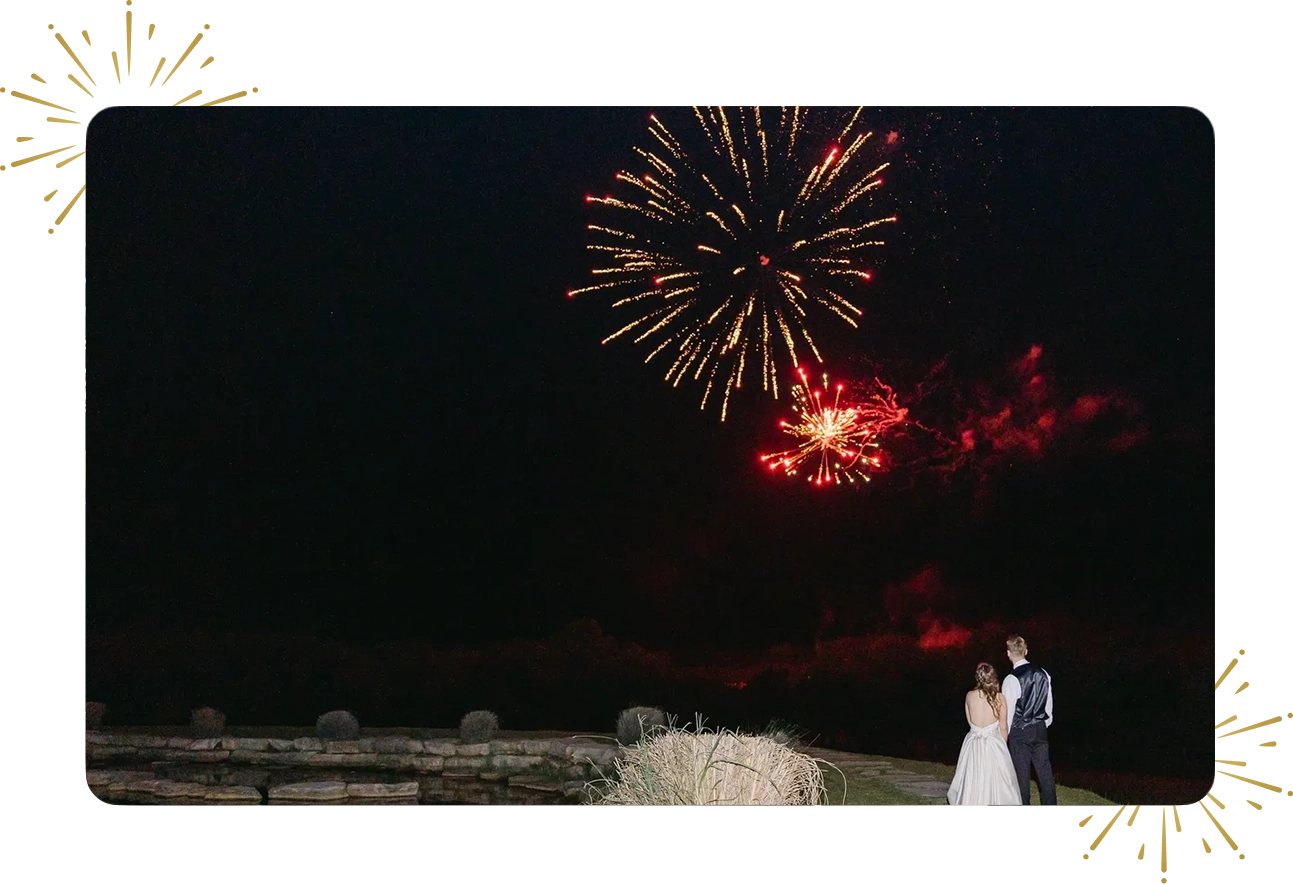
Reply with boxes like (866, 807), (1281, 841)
(997, 698), (1009, 742)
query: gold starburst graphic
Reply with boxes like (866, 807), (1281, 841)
(1075, 648), (1287, 880)
(1, 1), (258, 234)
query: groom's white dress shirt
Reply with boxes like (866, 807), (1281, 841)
(1001, 657), (1053, 735)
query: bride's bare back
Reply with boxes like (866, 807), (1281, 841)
(965, 689), (1008, 740)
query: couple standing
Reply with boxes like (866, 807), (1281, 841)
(946, 635), (1056, 806)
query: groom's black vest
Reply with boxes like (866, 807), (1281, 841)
(1011, 662), (1050, 729)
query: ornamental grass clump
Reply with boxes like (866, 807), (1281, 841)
(590, 718), (827, 805)
(616, 706), (667, 745)
(459, 709), (499, 744)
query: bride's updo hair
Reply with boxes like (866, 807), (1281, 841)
(975, 662), (1003, 718)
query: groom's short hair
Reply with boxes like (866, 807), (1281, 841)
(1006, 635), (1028, 658)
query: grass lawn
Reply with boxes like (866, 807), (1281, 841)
(817, 752), (1116, 806)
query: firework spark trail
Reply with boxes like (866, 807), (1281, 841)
(759, 367), (910, 486)
(573, 107), (895, 420)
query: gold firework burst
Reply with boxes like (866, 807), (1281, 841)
(573, 106), (895, 421)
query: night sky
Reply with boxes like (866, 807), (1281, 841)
(87, 108), (1213, 769)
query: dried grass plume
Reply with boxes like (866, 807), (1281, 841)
(590, 718), (827, 805)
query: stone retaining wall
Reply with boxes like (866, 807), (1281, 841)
(86, 732), (624, 804)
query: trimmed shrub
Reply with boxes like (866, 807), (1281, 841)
(191, 706), (226, 738)
(459, 709), (499, 744)
(590, 719), (825, 806)
(616, 706), (667, 745)
(86, 701), (107, 730)
(316, 709), (360, 740)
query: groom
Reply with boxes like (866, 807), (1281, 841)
(1002, 634), (1056, 805)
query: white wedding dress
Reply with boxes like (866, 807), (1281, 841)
(946, 721), (1023, 805)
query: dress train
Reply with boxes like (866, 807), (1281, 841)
(946, 721), (1022, 805)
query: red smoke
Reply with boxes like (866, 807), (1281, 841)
(960, 345), (1150, 463)
(884, 563), (952, 626)
(878, 564), (973, 651)
(917, 618), (973, 650)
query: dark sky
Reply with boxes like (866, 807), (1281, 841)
(86, 107), (1213, 650)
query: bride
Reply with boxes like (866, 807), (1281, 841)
(947, 662), (1023, 805)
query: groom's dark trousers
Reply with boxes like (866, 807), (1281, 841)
(1008, 721), (1057, 805)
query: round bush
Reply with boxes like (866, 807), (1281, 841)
(616, 706), (667, 745)
(316, 709), (360, 740)
(86, 701), (107, 730)
(459, 709), (499, 744)
(191, 706), (226, 738)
